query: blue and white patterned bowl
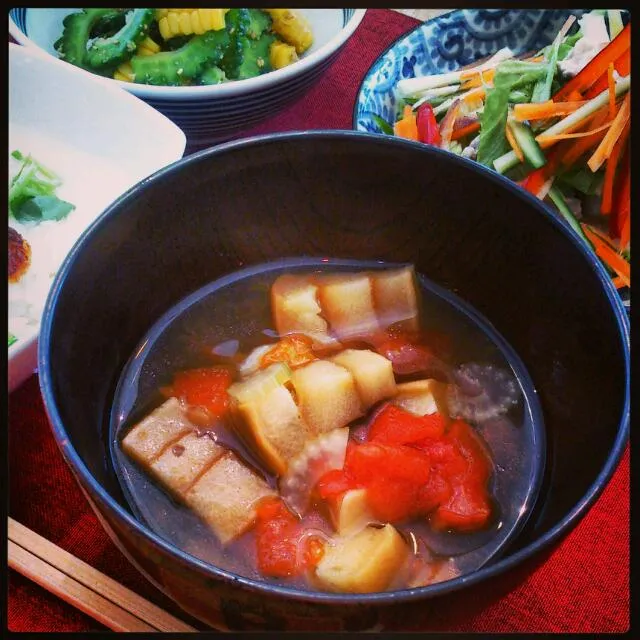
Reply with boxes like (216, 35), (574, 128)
(9, 8), (365, 146)
(354, 9), (586, 134)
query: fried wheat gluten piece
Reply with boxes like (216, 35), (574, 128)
(149, 431), (226, 498)
(317, 273), (380, 341)
(233, 384), (313, 476)
(314, 524), (410, 593)
(183, 451), (275, 545)
(291, 360), (363, 435)
(328, 349), (396, 410)
(120, 397), (197, 467)
(393, 379), (450, 419)
(330, 488), (377, 536)
(371, 266), (420, 332)
(271, 274), (339, 349)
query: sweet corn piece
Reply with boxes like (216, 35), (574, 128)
(269, 39), (298, 70)
(265, 9), (314, 54)
(114, 61), (135, 82)
(139, 36), (161, 54)
(157, 9), (229, 40)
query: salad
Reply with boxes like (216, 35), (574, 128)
(378, 10), (630, 293)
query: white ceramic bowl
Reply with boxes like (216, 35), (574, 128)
(9, 8), (367, 145)
(8, 42), (186, 392)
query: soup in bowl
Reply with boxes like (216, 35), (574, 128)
(38, 131), (629, 630)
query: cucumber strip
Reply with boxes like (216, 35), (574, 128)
(508, 120), (546, 168)
(547, 186), (594, 250)
(607, 9), (624, 39)
(493, 74), (631, 174)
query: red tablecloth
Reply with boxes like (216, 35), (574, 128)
(8, 9), (630, 633)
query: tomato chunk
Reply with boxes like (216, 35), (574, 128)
(255, 498), (302, 578)
(367, 477), (420, 522)
(368, 404), (446, 445)
(428, 420), (494, 531)
(168, 367), (232, 417)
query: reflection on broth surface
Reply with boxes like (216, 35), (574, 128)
(110, 258), (544, 593)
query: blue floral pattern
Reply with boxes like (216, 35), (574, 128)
(354, 9), (587, 134)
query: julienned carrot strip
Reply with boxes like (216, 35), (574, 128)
(582, 224), (631, 286)
(553, 23), (631, 101)
(587, 92), (630, 172)
(513, 100), (588, 121)
(505, 122), (524, 162)
(600, 120), (630, 214)
(584, 49), (631, 99)
(607, 63), (617, 118)
(537, 121), (613, 146)
(450, 120), (481, 141)
(439, 100), (461, 149)
(611, 276), (627, 289)
(394, 105), (419, 141)
(567, 90), (584, 102)
(558, 107), (610, 167)
(611, 151), (630, 241)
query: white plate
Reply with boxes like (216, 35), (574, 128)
(8, 43), (187, 392)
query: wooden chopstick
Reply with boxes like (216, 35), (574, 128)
(8, 517), (197, 633)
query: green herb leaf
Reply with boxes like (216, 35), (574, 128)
(372, 114), (394, 135)
(12, 195), (76, 223)
(8, 333), (18, 347)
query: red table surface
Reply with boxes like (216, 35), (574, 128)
(7, 9), (630, 634)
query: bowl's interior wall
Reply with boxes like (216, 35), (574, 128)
(46, 134), (627, 545)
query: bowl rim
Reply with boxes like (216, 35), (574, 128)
(9, 8), (367, 99)
(38, 130), (630, 606)
(8, 41), (186, 393)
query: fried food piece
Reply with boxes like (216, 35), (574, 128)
(184, 451), (275, 545)
(120, 397), (196, 467)
(8, 227), (31, 283)
(314, 524), (409, 593)
(328, 349), (396, 410)
(291, 360), (363, 435)
(149, 430), (226, 497)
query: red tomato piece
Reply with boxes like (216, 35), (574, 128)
(169, 367), (232, 417)
(367, 477), (420, 523)
(431, 484), (492, 532)
(255, 498), (301, 578)
(416, 470), (453, 514)
(368, 404), (446, 445)
(315, 468), (355, 503)
(346, 442), (431, 486)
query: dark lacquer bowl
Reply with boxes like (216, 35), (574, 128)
(38, 132), (629, 632)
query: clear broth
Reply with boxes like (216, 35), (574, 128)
(110, 258), (545, 590)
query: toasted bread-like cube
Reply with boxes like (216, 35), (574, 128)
(317, 273), (380, 341)
(149, 431), (226, 497)
(328, 349), (396, 409)
(271, 274), (339, 349)
(291, 360), (363, 435)
(393, 379), (450, 418)
(121, 397), (195, 467)
(234, 384), (313, 476)
(371, 266), (419, 332)
(315, 524), (409, 593)
(184, 452), (275, 545)
(330, 488), (377, 536)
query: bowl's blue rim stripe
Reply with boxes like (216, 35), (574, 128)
(38, 134), (630, 605)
